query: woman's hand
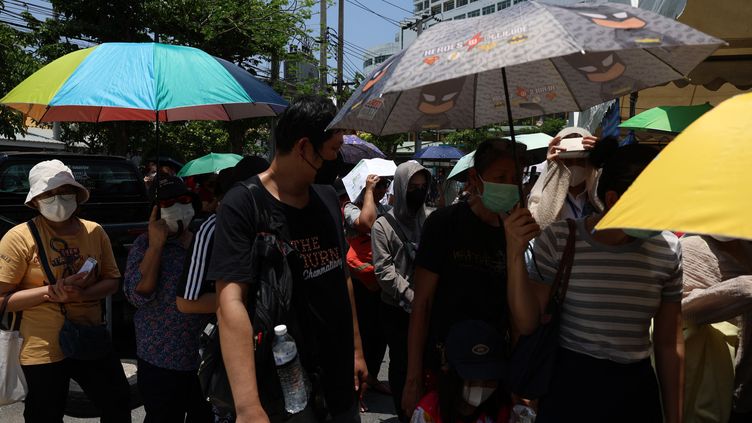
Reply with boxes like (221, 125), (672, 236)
(148, 206), (168, 248)
(546, 136), (567, 161)
(581, 135), (599, 150)
(47, 278), (86, 303)
(504, 207), (540, 257)
(365, 174), (380, 192)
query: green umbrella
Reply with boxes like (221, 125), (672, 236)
(620, 103), (713, 133)
(447, 151), (476, 181)
(177, 153), (243, 177)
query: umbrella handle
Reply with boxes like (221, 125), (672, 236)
(501, 67), (526, 208)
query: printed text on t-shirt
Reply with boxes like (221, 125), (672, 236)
(289, 236), (342, 280)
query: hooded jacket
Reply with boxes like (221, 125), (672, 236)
(371, 161), (431, 308)
(527, 160), (603, 229)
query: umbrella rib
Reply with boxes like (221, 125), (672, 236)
(548, 58), (585, 112)
(379, 92), (403, 135)
(643, 48), (690, 81)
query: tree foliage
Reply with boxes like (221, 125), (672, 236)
(0, 6), (40, 139)
(0, 0), (318, 160)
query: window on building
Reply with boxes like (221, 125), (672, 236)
(470, 0), (479, 3)
(513, 0), (526, 4)
(457, 0), (469, 6)
(482, 5), (495, 14)
(364, 58), (373, 68)
(375, 55), (391, 65)
(415, 2), (423, 12)
(431, 4), (441, 14)
(467, 9), (480, 17)
(432, 0), (440, 3)
(454, 14), (466, 20)
(443, 0), (455, 11)
(425, 0), (429, 8)
(498, 0), (511, 9)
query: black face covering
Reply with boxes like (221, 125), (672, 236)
(405, 187), (427, 212)
(314, 152), (345, 185)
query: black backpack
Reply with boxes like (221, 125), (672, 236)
(198, 178), (347, 418)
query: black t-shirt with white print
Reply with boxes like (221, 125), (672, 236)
(415, 201), (509, 367)
(207, 176), (354, 414)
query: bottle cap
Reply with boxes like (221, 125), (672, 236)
(274, 325), (287, 336)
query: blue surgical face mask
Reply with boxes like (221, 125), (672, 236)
(479, 177), (519, 214)
(623, 228), (661, 239)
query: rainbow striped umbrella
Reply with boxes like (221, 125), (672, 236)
(0, 42), (287, 122)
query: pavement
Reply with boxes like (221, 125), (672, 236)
(0, 353), (398, 423)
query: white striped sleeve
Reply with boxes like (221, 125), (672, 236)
(182, 215), (216, 300)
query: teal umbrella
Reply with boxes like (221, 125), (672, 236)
(177, 153), (242, 177)
(620, 103), (713, 133)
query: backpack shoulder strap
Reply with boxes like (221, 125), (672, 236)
(237, 176), (288, 240)
(381, 213), (410, 246)
(27, 219), (56, 285)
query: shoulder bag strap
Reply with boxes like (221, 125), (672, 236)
(0, 290), (20, 331)
(26, 219), (56, 286)
(381, 213), (411, 247)
(543, 219), (577, 316)
(27, 219), (66, 317)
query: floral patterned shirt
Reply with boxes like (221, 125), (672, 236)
(124, 233), (211, 371)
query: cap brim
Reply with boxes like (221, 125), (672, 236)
(454, 360), (506, 381)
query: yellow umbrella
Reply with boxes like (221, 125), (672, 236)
(596, 92), (752, 239)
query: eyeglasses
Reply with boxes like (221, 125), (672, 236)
(158, 194), (193, 208)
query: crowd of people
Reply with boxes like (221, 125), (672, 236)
(0, 94), (749, 423)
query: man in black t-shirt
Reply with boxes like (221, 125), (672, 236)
(207, 96), (367, 423)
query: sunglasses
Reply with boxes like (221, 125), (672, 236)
(158, 194), (193, 208)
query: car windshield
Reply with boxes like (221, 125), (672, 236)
(0, 160), (145, 201)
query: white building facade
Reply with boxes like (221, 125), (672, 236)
(362, 0), (528, 75)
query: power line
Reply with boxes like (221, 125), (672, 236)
(377, 0), (413, 14)
(345, 0), (400, 27)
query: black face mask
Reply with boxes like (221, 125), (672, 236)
(405, 188), (427, 212)
(314, 153), (344, 185)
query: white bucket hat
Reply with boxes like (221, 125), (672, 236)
(25, 159), (90, 208)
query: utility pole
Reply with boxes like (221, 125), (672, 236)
(319, 0), (328, 90)
(336, 0), (344, 99)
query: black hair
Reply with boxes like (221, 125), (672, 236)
(215, 156), (270, 198)
(589, 137), (658, 203)
(473, 138), (527, 176)
(274, 94), (338, 154)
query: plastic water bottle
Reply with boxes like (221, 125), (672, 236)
(272, 325), (309, 414)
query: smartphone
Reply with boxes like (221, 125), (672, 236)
(77, 257), (97, 274)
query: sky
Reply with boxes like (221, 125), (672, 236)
(304, 0), (413, 82)
(1, 0), (412, 83)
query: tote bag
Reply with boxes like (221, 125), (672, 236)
(1, 291), (27, 405)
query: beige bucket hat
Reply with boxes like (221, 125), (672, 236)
(25, 159), (90, 207)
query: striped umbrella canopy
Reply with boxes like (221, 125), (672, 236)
(0, 42), (288, 122)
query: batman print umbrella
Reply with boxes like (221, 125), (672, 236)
(328, 1), (722, 135)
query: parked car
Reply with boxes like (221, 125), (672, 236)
(0, 152), (151, 417)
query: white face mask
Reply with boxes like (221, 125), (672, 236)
(38, 194), (78, 222)
(568, 165), (587, 187)
(461, 384), (496, 407)
(160, 203), (195, 233)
